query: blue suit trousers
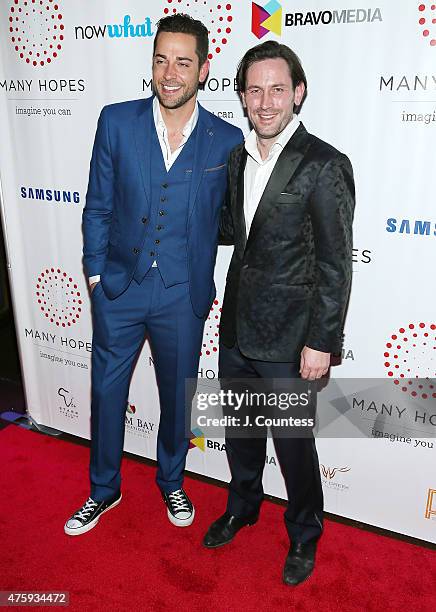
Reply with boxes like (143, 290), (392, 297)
(89, 268), (205, 501)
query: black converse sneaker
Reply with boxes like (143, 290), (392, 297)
(64, 491), (122, 536)
(162, 488), (195, 527)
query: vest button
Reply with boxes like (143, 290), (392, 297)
(160, 196), (166, 202)
(150, 251), (155, 257)
(156, 225), (163, 231)
(159, 210), (165, 216)
(162, 183), (168, 189)
(133, 248), (139, 255)
(155, 239), (160, 245)
(141, 217), (148, 224)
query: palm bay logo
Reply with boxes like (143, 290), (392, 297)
(425, 488), (436, 519)
(320, 464), (351, 492)
(200, 298), (221, 357)
(418, 3), (436, 47)
(57, 386), (78, 420)
(36, 268), (82, 327)
(9, 0), (64, 67)
(383, 323), (436, 401)
(189, 427), (205, 451)
(125, 401), (155, 439)
(162, 0), (233, 60)
(252, 0), (282, 39)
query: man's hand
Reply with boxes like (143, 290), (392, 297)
(90, 281), (99, 294)
(300, 346), (330, 380)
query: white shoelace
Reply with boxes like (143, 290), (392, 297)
(168, 490), (190, 513)
(74, 498), (98, 520)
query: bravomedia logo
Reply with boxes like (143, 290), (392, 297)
(418, 3), (436, 47)
(9, 0), (64, 67)
(162, 1), (234, 60)
(36, 267), (83, 327)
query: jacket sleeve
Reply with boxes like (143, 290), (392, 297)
(82, 106), (114, 277)
(305, 153), (355, 354)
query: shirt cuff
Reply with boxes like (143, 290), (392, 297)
(89, 275), (101, 285)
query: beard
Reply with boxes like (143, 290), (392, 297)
(153, 81), (199, 110)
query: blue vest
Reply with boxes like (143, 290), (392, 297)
(133, 122), (197, 286)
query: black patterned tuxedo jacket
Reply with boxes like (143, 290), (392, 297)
(219, 123), (355, 362)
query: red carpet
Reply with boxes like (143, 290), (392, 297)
(0, 425), (435, 612)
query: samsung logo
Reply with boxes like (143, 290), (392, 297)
(20, 187), (80, 204)
(386, 218), (436, 236)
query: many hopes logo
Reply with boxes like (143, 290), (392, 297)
(252, 0), (282, 39)
(200, 298), (220, 357)
(162, 0), (233, 59)
(36, 267), (82, 327)
(9, 0), (64, 66)
(418, 3), (436, 46)
(384, 322), (436, 401)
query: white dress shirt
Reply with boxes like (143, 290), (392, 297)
(89, 97), (199, 284)
(244, 115), (300, 237)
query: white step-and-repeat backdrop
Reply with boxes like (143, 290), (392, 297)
(0, 0), (435, 543)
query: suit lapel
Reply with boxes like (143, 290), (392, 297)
(133, 98), (154, 206)
(234, 147), (248, 250)
(245, 124), (312, 250)
(187, 104), (214, 222)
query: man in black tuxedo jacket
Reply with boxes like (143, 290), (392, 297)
(203, 41), (355, 586)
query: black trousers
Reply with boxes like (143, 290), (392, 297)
(219, 343), (324, 545)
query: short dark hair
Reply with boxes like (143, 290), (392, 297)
(154, 13), (209, 68)
(236, 41), (307, 113)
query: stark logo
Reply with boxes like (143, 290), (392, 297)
(418, 3), (436, 46)
(252, 0), (282, 39)
(162, 0), (233, 60)
(320, 465), (351, 480)
(36, 267), (82, 327)
(9, 0), (64, 66)
(384, 323), (436, 400)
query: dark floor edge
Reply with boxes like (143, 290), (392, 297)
(6, 424), (435, 551)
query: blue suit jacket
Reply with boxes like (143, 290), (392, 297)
(82, 96), (243, 317)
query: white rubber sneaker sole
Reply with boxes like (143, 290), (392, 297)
(64, 494), (122, 536)
(167, 506), (195, 527)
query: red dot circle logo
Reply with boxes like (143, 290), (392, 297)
(163, 1), (233, 60)
(383, 322), (436, 401)
(418, 3), (436, 46)
(36, 268), (82, 327)
(9, 0), (64, 67)
(200, 298), (221, 356)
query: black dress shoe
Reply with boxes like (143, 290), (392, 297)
(283, 541), (317, 586)
(203, 511), (259, 548)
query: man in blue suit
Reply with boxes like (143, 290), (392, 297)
(64, 13), (243, 535)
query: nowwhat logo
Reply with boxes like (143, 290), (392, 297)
(36, 268), (82, 327)
(9, 0), (64, 67)
(163, 0), (233, 60)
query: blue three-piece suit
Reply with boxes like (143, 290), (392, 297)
(82, 96), (243, 500)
